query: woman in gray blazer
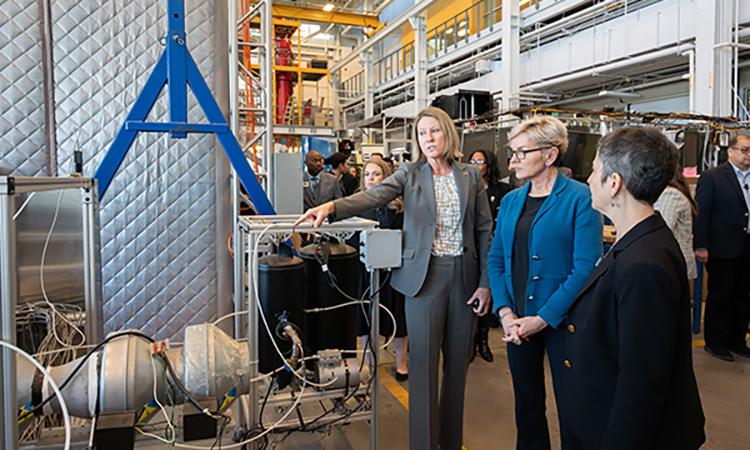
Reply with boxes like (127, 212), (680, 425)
(296, 106), (493, 450)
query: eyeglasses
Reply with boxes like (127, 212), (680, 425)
(468, 159), (487, 165)
(731, 146), (750, 154)
(506, 146), (550, 161)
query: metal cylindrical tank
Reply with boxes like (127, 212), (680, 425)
(300, 242), (358, 354)
(275, 36), (294, 123)
(257, 254), (305, 374)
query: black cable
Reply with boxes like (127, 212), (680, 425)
(211, 414), (231, 450)
(157, 352), (206, 414)
(259, 375), (276, 430)
(19, 330), (155, 422)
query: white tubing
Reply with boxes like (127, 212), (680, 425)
(0, 340), (71, 450)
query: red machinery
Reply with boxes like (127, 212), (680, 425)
(275, 35), (294, 123)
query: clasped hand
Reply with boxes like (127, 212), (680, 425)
(500, 311), (547, 346)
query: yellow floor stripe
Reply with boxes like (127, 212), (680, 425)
(691, 334), (750, 348)
(379, 367), (409, 410)
(379, 367), (469, 450)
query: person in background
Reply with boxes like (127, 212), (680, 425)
(354, 158), (409, 380)
(303, 150), (343, 211)
(563, 126), (705, 450)
(467, 149), (512, 363)
(693, 132), (750, 361)
(348, 164), (361, 186)
(654, 163), (698, 281)
(296, 106), (493, 450)
(487, 115), (602, 450)
(327, 152), (358, 196)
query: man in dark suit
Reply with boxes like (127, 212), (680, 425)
(563, 127), (705, 450)
(303, 151), (343, 211)
(694, 132), (750, 361)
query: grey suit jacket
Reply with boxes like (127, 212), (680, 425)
(303, 171), (343, 211)
(334, 161), (493, 297)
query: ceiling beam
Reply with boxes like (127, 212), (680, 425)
(272, 4), (380, 29)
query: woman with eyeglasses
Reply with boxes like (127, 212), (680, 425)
(487, 115), (602, 450)
(468, 149), (512, 362)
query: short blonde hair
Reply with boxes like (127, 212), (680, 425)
(412, 107), (462, 162)
(508, 115), (568, 165)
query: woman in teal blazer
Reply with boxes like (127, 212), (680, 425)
(487, 116), (602, 450)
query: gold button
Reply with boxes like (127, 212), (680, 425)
(567, 324), (576, 334)
(563, 359), (572, 369)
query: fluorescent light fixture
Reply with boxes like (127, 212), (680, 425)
(445, 28), (454, 34)
(458, 29), (467, 37)
(323, 3), (335, 11)
(598, 90), (641, 98)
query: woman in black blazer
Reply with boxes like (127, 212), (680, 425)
(563, 127), (705, 450)
(467, 149), (511, 362)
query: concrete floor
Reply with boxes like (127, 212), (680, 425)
(265, 329), (749, 450)
(132, 329), (748, 449)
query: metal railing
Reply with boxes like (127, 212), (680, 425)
(342, 69), (365, 99)
(370, 0), (503, 85)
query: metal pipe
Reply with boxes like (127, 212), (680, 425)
(237, 1), (264, 30)
(233, 229), (246, 337)
(522, 43), (695, 92)
(229, 0), (244, 349)
(246, 232), (259, 450)
(734, 0), (740, 117)
(263, 0), (274, 199)
(0, 193), (18, 450)
(369, 269), (380, 450)
(546, 74), (688, 107)
(81, 186), (103, 343)
(683, 49), (696, 113)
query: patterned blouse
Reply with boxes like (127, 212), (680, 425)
(654, 186), (697, 279)
(432, 174), (463, 256)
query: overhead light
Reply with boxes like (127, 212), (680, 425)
(598, 90), (641, 98)
(445, 28), (454, 34)
(458, 29), (467, 37)
(323, 3), (335, 11)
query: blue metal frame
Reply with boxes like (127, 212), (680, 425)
(94, 0), (274, 215)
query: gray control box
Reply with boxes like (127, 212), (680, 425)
(360, 229), (402, 270)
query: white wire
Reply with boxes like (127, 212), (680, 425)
(150, 353), (176, 444)
(0, 340), (71, 450)
(252, 224), (338, 389)
(304, 300), (398, 353)
(212, 310), (247, 327)
(32, 343), (98, 358)
(39, 190), (87, 350)
(12, 192), (36, 220)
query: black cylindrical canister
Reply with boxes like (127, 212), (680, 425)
(300, 241), (359, 355)
(257, 254), (305, 374)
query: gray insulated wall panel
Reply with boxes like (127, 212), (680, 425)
(52, 0), (222, 339)
(0, 0), (48, 175)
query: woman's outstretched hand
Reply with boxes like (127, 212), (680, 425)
(293, 201), (336, 228)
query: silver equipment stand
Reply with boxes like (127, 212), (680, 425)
(0, 176), (102, 450)
(236, 215), (380, 450)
